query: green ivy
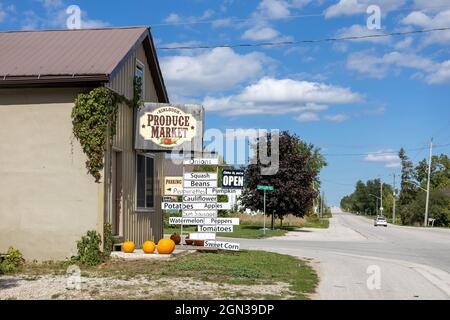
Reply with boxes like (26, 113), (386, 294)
(72, 80), (143, 182)
(72, 87), (119, 182)
(133, 76), (143, 108)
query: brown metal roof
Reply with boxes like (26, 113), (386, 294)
(0, 26), (169, 102)
(0, 27), (146, 77)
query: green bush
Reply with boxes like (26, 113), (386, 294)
(73, 231), (102, 266)
(0, 247), (24, 273)
(103, 223), (115, 257)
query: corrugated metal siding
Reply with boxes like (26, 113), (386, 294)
(105, 43), (163, 245)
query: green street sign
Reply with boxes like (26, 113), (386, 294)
(257, 185), (274, 191)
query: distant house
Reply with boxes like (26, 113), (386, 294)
(0, 27), (169, 260)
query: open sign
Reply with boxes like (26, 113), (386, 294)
(222, 170), (244, 189)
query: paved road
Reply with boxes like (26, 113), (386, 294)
(223, 209), (450, 299)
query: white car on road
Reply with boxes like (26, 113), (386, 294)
(374, 216), (388, 227)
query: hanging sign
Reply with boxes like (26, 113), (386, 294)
(184, 172), (218, 181)
(198, 225), (234, 233)
(135, 103), (204, 152)
(164, 176), (183, 196)
(189, 233), (216, 240)
(182, 210), (218, 218)
(204, 240), (240, 251)
(184, 180), (218, 188)
(183, 158), (219, 165)
(162, 202), (231, 210)
(222, 170), (245, 189)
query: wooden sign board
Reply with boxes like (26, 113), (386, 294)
(189, 233), (216, 240)
(183, 158), (219, 165)
(163, 202), (231, 210)
(204, 240), (240, 251)
(182, 210), (218, 218)
(184, 180), (218, 188)
(164, 176), (183, 196)
(184, 172), (217, 181)
(135, 103), (204, 152)
(198, 225), (233, 233)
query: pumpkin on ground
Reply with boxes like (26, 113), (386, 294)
(170, 233), (181, 245)
(122, 241), (135, 253)
(157, 238), (176, 254)
(142, 241), (156, 254)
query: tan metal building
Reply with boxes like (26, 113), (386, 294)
(0, 27), (169, 260)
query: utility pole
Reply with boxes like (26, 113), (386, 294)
(321, 191), (325, 218)
(263, 189), (266, 235)
(380, 179), (383, 216)
(392, 173), (396, 224)
(424, 138), (433, 227)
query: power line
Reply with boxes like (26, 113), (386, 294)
(157, 27), (450, 50)
(150, 4), (450, 28)
(322, 143), (450, 157)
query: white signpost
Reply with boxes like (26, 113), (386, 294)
(164, 158), (242, 251)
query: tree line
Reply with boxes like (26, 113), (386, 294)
(341, 148), (450, 227)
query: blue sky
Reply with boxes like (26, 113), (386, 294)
(1, 0), (449, 205)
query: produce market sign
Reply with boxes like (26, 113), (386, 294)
(135, 103), (204, 152)
(164, 158), (240, 251)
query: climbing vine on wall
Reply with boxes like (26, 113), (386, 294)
(72, 78), (143, 182)
(72, 87), (119, 182)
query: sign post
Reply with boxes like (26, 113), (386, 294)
(257, 185), (274, 235)
(163, 159), (243, 251)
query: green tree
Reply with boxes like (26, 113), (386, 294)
(415, 154), (450, 189)
(240, 131), (326, 222)
(399, 148), (417, 206)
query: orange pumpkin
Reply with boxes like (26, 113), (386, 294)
(142, 241), (156, 254)
(122, 241), (135, 253)
(157, 238), (176, 254)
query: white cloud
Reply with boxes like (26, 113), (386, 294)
(0, 3), (16, 23)
(256, 0), (291, 19)
(325, 114), (350, 122)
(325, 0), (366, 18)
(0, 7), (6, 23)
(336, 24), (390, 43)
(346, 50), (450, 84)
(365, 150), (400, 168)
(242, 25), (280, 41)
(426, 60), (450, 84)
(160, 48), (269, 96)
(20, 1), (109, 29)
(252, 0), (313, 20)
(164, 13), (181, 24)
(81, 17), (109, 29)
(324, 0), (406, 18)
(242, 0), (309, 42)
(163, 10), (214, 25)
(39, 0), (63, 9)
(401, 9), (450, 45)
(296, 112), (320, 122)
(385, 162), (402, 168)
(202, 77), (362, 116)
(413, 0), (450, 13)
(394, 36), (413, 49)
